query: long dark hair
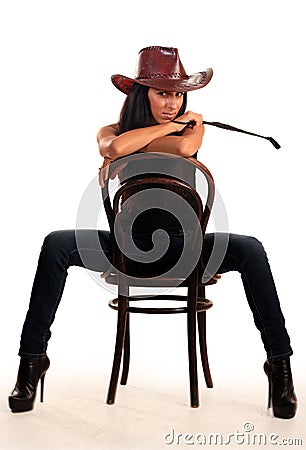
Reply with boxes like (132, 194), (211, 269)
(118, 84), (187, 135)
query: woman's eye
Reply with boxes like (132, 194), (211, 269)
(157, 91), (183, 97)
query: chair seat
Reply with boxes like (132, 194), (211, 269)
(101, 272), (218, 287)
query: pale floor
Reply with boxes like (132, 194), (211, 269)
(1, 275), (304, 449)
(0, 365), (305, 450)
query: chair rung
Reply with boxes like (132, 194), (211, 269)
(108, 296), (213, 314)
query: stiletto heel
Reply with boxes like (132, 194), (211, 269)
(8, 355), (50, 413)
(263, 358), (297, 419)
(40, 373), (46, 403)
(267, 375), (272, 409)
(264, 360), (272, 409)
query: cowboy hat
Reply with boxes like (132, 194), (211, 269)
(111, 46), (213, 94)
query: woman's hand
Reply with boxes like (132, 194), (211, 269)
(99, 157), (130, 187)
(173, 110), (203, 131)
(99, 157), (113, 187)
(213, 273), (222, 281)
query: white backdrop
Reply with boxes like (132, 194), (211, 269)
(0, 0), (305, 391)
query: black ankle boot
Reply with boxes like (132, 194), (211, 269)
(8, 355), (50, 413)
(264, 358), (297, 419)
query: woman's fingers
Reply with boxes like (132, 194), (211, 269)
(99, 158), (112, 187)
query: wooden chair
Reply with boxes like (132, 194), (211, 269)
(100, 153), (216, 408)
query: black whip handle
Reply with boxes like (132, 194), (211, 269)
(172, 119), (281, 149)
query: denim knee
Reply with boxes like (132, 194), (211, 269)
(230, 234), (267, 260)
(41, 230), (76, 262)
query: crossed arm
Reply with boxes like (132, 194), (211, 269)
(96, 113), (220, 281)
(96, 110), (205, 162)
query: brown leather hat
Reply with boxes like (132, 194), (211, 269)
(111, 46), (213, 94)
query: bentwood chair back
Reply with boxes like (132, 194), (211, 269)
(100, 152), (216, 408)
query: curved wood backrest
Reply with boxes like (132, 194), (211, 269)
(102, 153), (215, 229)
(101, 152), (215, 279)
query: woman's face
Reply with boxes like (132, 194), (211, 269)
(148, 88), (184, 124)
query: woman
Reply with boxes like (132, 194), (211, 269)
(9, 46), (297, 419)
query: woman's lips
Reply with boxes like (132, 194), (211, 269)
(162, 113), (176, 120)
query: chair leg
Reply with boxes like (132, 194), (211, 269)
(187, 274), (199, 408)
(197, 310), (213, 388)
(106, 295), (128, 405)
(120, 313), (130, 385)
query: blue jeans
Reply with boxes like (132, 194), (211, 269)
(19, 230), (293, 361)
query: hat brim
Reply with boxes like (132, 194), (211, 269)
(111, 69), (213, 95)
